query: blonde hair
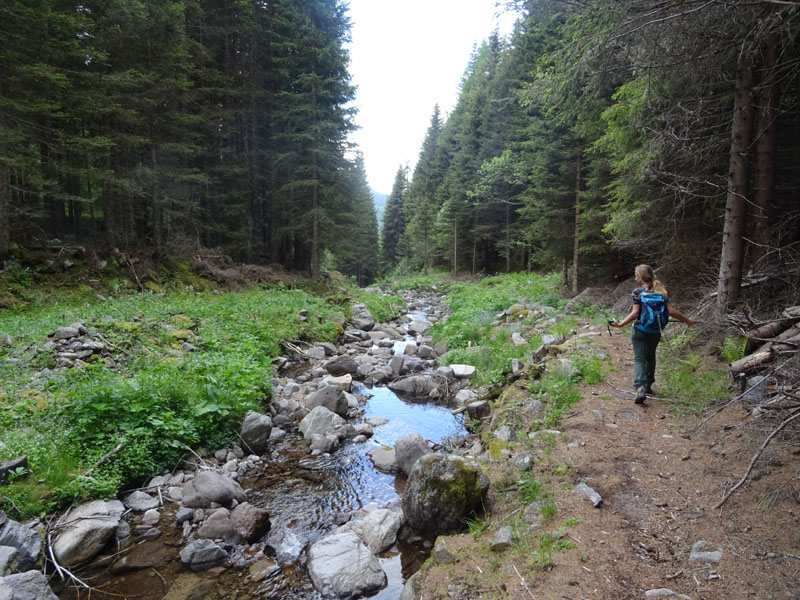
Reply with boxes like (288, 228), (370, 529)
(636, 264), (667, 297)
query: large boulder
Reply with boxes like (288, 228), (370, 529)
(402, 454), (490, 537)
(0, 570), (59, 599)
(181, 471), (247, 509)
(299, 406), (346, 439)
(306, 386), (348, 416)
(351, 508), (405, 554)
(52, 500), (124, 567)
(0, 511), (42, 572)
(324, 355), (359, 376)
(394, 433), (432, 476)
(349, 303), (375, 332)
(307, 531), (386, 598)
(388, 376), (435, 396)
(239, 410), (272, 454)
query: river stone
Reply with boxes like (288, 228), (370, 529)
(123, 490), (159, 512)
(367, 446), (398, 473)
(350, 303), (375, 332)
(1, 570), (59, 599)
(356, 509), (404, 554)
(510, 451), (535, 472)
(436, 366), (454, 380)
(389, 355), (404, 377)
(53, 500), (123, 567)
(394, 433), (432, 476)
(230, 502), (270, 542)
(197, 513), (245, 545)
(450, 364), (476, 379)
(163, 573), (215, 600)
(0, 546), (17, 576)
(402, 454), (490, 537)
(323, 374), (352, 392)
(307, 531), (386, 598)
(689, 540), (723, 563)
(299, 406), (346, 439)
(179, 539), (228, 572)
(0, 511), (42, 572)
(388, 375), (434, 395)
(248, 557), (280, 582)
(240, 410), (272, 454)
(110, 540), (170, 573)
(181, 471), (247, 509)
(306, 386), (348, 416)
(407, 319), (431, 335)
(433, 537), (455, 564)
(324, 355), (359, 376)
(573, 482), (602, 507)
(644, 590), (692, 599)
(454, 389), (478, 405)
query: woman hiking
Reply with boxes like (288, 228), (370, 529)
(610, 264), (695, 404)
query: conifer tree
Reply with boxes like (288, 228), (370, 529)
(381, 166), (408, 271)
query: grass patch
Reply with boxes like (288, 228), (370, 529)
(659, 331), (732, 415)
(0, 280), (386, 519)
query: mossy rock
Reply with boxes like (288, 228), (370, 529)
(144, 281), (162, 293)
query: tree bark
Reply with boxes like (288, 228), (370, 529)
(572, 149), (581, 295)
(716, 52), (755, 316)
(0, 82), (8, 260)
(751, 34), (780, 263)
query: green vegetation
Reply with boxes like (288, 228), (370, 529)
(0, 282), (396, 519)
(659, 332), (732, 416)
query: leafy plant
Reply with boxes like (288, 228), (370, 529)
(720, 335), (748, 363)
(462, 512), (490, 540)
(518, 475), (545, 505)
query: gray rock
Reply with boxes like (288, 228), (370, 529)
(435, 366), (454, 380)
(305, 346), (326, 360)
(402, 454), (490, 536)
(350, 303), (376, 332)
(354, 508), (404, 554)
(494, 425), (515, 442)
(0, 546), (17, 576)
(450, 364), (476, 379)
(399, 572), (419, 600)
(0, 570), (58, 599)
(324, 355), (359, 376)
(389, 355), (404, 377)
(179, 539), (228, 572)
(407, 319), (431, 335)
(123, 490), (159, 512)
(230, 502), (270, 543)
(323, 373), (352, 392)
(454, 389), (478, 405)
(240, 410), (272, 454)
(433, 537), (454, 564)
(509, 452), (535, 471)
(299, 406), (347, 439)
(310, 434), (337, 454)
(523, 502), (545, 532)
(197, 513), (244, 545)
(367, 446), (398, 473)
(282, 381), (301, 397)
(0, 511), (42, 572)
(491, 526), (513, 551)
(573, 482), (602, 507)
(50, 326), (81, 340)
(0, 457), (28, 484)
(644, 589), (692, 599)
(306, 386), (348, 416)
(689, 541), (722, 563)
(307, 531), (386, 598)
(175, 508), (195, 525)
(181, 470), (247, 509)
(511, 332), (528, 347)
(388, 375), (434, 395)
(394, 433), (432, 476)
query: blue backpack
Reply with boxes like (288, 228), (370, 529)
(636, 292), (669, 334)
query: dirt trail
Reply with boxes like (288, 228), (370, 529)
(419, 323), (800, 599)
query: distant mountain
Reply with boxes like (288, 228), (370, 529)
(371, 189), (388, 226)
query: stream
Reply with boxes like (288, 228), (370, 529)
(57, 292), (467, 600)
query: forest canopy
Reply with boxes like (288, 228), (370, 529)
(2, 0), (799, 309)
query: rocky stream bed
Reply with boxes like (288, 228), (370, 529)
(0, 288), (504, 599)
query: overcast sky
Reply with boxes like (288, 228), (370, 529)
(346, 0), (517, 194)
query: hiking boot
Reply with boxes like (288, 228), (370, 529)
(634, 387), (647, 404)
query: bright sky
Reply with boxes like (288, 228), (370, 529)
(346, 0), (518, 194)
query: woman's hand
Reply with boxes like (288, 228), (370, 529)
(610, 319), (623, 328)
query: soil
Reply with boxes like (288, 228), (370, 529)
(416, 322), (800, 600)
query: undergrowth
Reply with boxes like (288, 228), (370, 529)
(0, 279), (398, 519)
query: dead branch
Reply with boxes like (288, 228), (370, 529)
(80, 442), (126, 478)
(713, 407), (800, 509)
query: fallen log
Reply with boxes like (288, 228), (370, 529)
(730, 350), (773, 374)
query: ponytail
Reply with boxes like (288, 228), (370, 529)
(636, 264), (669, 298)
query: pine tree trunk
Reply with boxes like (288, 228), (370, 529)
(572, 150), (581, 295)
(716, 52), (755, 315)
(751, 34), (780, 264)
(452, 212), (458, 275)
(0, 82), (8, 260)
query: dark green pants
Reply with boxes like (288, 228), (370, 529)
(631, 327), (661, 389)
